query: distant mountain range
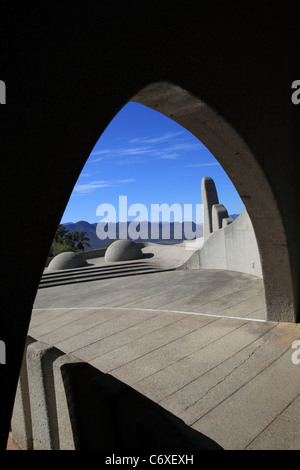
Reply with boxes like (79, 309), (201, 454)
(63, 214), (239, 251)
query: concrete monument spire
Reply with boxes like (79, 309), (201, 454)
(201, 176), (219, 240)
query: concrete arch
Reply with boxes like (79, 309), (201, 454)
(1, 4), (299, 449)
(131, 81), (295, 323)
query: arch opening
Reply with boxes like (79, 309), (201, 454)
(23, 80), (297, 451)
(129, 81), (295, 323)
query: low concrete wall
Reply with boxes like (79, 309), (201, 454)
(199, 210), (262, 278)
(11, 336), (223, 450)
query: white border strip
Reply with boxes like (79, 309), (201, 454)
(32, 306), (267, 323)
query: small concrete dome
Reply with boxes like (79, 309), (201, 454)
(48, 251), (88, 271)
(105, 239), (143, 262)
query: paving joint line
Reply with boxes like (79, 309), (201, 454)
(131, 319), (249, 388)
(32, 306), (268, 323)
(188, 343), (295, 427)
(244, 390), (300, 449)
(174, 323), (278, 418)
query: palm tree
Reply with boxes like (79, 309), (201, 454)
(74, 231), (91, 251)
(54, 224), (69, 243)
(63, 232), (76, 248)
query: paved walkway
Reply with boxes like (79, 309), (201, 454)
(30, 265), (300, 450)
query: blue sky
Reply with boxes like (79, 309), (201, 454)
(61, 102), (244, 224)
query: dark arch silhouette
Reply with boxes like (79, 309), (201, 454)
(1, 3), (299, 449)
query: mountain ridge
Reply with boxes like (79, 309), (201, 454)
(62, 215), (239, 250)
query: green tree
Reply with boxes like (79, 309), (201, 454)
(51, 242), (76, 257)
(74, 231), (91, 251)
(49, 225), (91, 256)
(54, 224), (69, 243)
(63, 232), (76, 248)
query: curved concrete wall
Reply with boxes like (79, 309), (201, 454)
(199, 210), (262, 278)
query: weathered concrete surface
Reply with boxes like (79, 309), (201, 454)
(28, 268), (300, 450)
(53, 356), (102, 449)
(200, 210), (262, 278)
(105, 239), (144, 262)
(212, 204), (229, 232)
(26, 342), (64, 450)
(53, 354), (83, 450)
(48, 252), (88, 271)
(11, 336), (36, 450)
(201, 177), (219, 240)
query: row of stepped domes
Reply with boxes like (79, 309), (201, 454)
(47, 240), (143, 271)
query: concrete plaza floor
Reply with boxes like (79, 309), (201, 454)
(30, 263), (300, 450)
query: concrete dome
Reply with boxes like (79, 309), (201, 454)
(105, 239), (143, 262)
(48, 251), (88, 271)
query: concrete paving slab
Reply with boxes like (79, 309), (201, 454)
(90, 314), (218, 374)
(245, 393), (300, 450)
(174, 323), (300, 426)
(73, 311), (189, 363)
(30, 267), (300, 450)
(191, 347), (300, 450)
(52, 308), (165, 353)
(31, 308), (131, 345)
(102, 318), (250, 385)
(133, 320), (275, 403)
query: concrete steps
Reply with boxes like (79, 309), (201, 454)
(39, 262), (173, 289)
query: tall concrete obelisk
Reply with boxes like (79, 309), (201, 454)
(201, 176), (219, 240)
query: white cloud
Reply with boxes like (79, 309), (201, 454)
(90, 146), (153, 162)
(155, 152), (178, 160)
(129, 131), (185, 145)
(165, 142), (205, 152)
(89, 133), (206, 166)
(179, 162), (220, 168)
(74, 179), (134, 194)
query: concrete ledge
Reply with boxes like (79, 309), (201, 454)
(53, 354), (84, 450)
(11, 336), (36, 450)
(56, 359), (103, 449)
(26, 341), (64, 450)
(12, 336), (224, 450)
